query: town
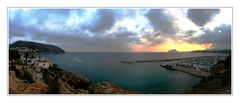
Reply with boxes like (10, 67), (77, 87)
(10, 47), (53, 79)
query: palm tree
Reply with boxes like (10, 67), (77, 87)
(24, 52), (29, 65)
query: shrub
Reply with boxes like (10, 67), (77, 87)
(10, 64), (21, 77)
(42, 69), (60, 94)
(9, 50), (20, 60)
(47, 79), (60, 94)
(18, 70), (35, 84)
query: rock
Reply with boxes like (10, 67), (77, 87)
(31, 82), (48, 90)
(61, 71), (90, 90)
(89, 82), (137, 94)
(76, 89), (88, 94)
(10, 62), (136, 94)
(10, 70), (48, 94)
(9, 71), (29, 94)
(58, 78), (74, 94)
(23, 82), (48, 94)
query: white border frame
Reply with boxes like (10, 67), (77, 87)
(1, 0), (240, 103)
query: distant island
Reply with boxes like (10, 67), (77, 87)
(191, 49), (231, 54)
(168, 49), (178, 53)
(10, 40), (65, 54)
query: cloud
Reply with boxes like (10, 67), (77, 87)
(145, 9), (178, 35)
(187, 9), (220, 27)
(183, 30), (197, 38)
(113, 27), (141, 44)
(9, 25), (134, 52)
(86, 9), (117, 33)
(9, 8), (231, 52)
(8, 9), (139, 52)
(190, 24), (231, 49)
(142, 33), (165, 46)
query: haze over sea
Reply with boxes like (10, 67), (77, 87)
(36, 52), (227, 93)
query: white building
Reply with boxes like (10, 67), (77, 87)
(30, 58), (53, 71)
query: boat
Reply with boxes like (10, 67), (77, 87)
(74, 57), (84, 63)
(160, 64), (176, 71)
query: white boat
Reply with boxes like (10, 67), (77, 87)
(74, 57), (83, 63)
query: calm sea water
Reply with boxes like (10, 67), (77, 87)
(36, 52), (226, 94)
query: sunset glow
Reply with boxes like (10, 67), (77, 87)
(9, 8), (231, 52)
(130, 38), (213, 52)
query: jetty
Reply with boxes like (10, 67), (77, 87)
(121, 56), (216, 64)
(121, 59), (182, 63)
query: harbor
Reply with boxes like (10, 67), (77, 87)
(122, 55), (227, 77)
(121, 56), (226, 64)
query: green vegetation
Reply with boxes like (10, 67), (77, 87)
(10, 40), (65, 54)
(190, 55), (231, 94)
(49, 64), (63, 73)
(10, 64), (36, 84)
(19, 70), (36, 84)
(47, 80), (60, 94)
(24, 52), (29, 65)
(9, 64), (20, 76)
(9, 50), (20, 60)
(42, 65), (61, 94)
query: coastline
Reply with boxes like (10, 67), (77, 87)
(9, 56), (137, 94)
(9, 49), (230, 94)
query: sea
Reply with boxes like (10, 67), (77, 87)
(35, 52), (228, 94)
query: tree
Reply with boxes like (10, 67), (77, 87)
(24, 52), (29, 65)
(18, 70), (35, 84)
(9, 50), (20, 60)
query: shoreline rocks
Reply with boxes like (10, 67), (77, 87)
(89, 82), (138, 94)
(10, 62), (136, 94)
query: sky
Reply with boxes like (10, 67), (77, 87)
(9, 8), (232, 52)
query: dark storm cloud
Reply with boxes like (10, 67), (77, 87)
(114, 27), (141, 44)
(190, 24), (231, 49)
(145, 9), (178, 35)
(9, 9), (140, 52)
(86, 9), (117, 33)
(27, 30), (132, 52)
(10, 20), (137, 52)
(142, 33), (165, 46)
(187, 9), (220, 27)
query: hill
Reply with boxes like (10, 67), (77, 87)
(190, 55), (231, 94)
(10, 40), (65, 54)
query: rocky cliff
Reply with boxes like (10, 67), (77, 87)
(9, 63), (136, 94)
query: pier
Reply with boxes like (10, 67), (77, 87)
(121, 58), (184, 63)
(121, 55), (226, 64)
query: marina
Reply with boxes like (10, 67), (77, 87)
(123, 55), (227, 77)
